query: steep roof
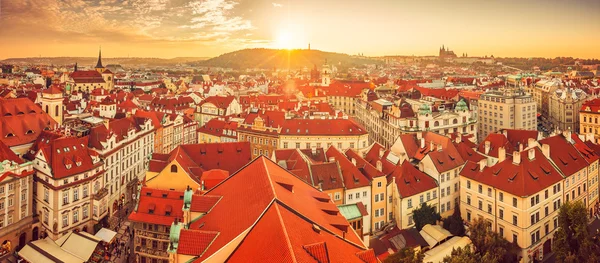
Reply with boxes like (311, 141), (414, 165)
(461, 147), (563, 197)
(38, 136), (102, 179)
(147, 142), (252, 180)
(539, 135), (589, 177)
(0, 98), (57, 147)
(389, 161), (438, 198)
(186, 157), (367, 261)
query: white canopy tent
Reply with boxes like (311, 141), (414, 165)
(19, 232), (102, 263)
(94, 228), (118, 243)
(18, 238), (84, 263)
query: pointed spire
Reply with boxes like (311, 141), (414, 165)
(95, 46), (103, 69)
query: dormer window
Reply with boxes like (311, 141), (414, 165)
(66, 164), (72, 169)
(76, 161), (82, 167)
(26, 130), (34, 135)
(57, 149), (61, 153)
(6, 133), (14, 138)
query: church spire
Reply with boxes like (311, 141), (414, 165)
(95, 47), (103, 69)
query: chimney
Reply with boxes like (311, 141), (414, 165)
(379, 148), (385, 158)
(420, 138), (425, 148)
(484, 141), (491, 154)
(528, 148), (535, 160)
(542, 144), (550, 158)
(498, 147), (506, 163)
(502, 129), (507, 137)
(311, 147), (317, 155)
(519, 143), (523, 152)
(417, 132), (423, 140)
(513, 151), (521, 164)
(351, 158), (357, 166)
(376, 161), (383, 172)
(527, 138), (536, 148)
(562, 129), (572, 142)
(454, 136), (460, 144)
(437, 144), (442, 152)
(329, 157), (335, 163)
(418, 162), (424, 172)
(479, 159), (486, 171)
(430, 141), (435, 151)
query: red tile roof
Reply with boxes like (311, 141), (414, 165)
(390, 161), (438, 198)
(460, 147), (563, 197)
(147, 142), (252, 180)
(281, 119), (367, 136)
(199, 96), (235, 109)
(455, 142), (487, 163)
(0, 98), (58, 147)
(128, 187), (185, 226)
(225, 202), (370, 263)
(188, 157), (365, 261)
(177, 230), (219, 256)
(38, 135), (102, 179)
(0, 140), (22, 164)
(571, 134), (599, 164)
(539, 135), (589, 177)
(197, 118), (238, 139)
(326, 147), (372, 189)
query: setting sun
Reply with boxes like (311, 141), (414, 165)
(275, 30), (293, 49)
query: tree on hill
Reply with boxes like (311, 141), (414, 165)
(442, 205), (466, 236)
(383, 247), (423, 263)
(412, 203), (441, 231)
(469, 218), (520, 263)
(553, 201), (599, 263)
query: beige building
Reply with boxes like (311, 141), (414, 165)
(548, 87), (587, 133)
(390, 132), (466, 218)
(354, 95), (477, 149)
(477, 87), (537, 142)
(278, 118), (369, 152)
(0, 143), (35, 259)
(532, 79), (561, 130)
(579, 98), (600, 143)
(460, 147), (564, 262)
(32, 134), (107, 239)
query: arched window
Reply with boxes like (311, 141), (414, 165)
(55, 105), (59, 117)
(45, 105), (49, 113)
(434, 121), (439, 127)
(453, 119), (458, 124)
(170, 165), (178, 173)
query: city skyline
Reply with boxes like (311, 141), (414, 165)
(0, 0), (599, 59)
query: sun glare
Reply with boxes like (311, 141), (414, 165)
(276, 31), (293, 50)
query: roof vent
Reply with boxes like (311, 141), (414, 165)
(312, 224), (321, 234)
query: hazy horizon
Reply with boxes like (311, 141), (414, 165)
(1, 0), (599, 60)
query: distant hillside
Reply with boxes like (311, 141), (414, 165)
(0, 57), (209, 67)
(195, 48), (381, 70)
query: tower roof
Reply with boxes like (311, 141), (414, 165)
(95, 48), (103, 69)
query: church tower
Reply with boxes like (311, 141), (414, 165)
(95, 47), (105, 73)
(41, 85), (64, 125)
(321, 61), (331, 87)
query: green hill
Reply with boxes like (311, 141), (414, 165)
(195, 48), (381, 70)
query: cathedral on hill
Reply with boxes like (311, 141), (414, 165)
(439, 45), (457, 58)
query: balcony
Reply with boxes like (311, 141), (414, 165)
(93, 188), (108, 200)
(135, 245), (169, 258)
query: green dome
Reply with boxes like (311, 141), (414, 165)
(455, 99), (468, 111)
(418, 103), (432, 115)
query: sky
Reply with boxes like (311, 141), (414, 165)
(0, 0), (599, 59)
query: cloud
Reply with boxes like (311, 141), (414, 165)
(0, 0), (266, 56)
(272, 3), (283, 8)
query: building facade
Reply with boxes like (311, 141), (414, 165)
(548, 87), (587, 133)
(477, 87), (537, 142)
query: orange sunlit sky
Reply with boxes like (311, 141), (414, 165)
(0, 0), (599, 59)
